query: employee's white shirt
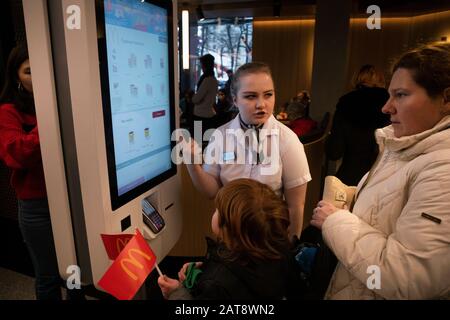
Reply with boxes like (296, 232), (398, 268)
(203, 115), (311, 194)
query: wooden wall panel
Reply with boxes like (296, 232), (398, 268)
(346, 11), (450, 92)
(411, 10), (450, 46)
(253, 19), (315, 112)
(251, 11), (449, 111)
(169, 164), (215, 256)
(346, 18), (412, 91)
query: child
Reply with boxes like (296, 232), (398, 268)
(158, 178), (302, 299)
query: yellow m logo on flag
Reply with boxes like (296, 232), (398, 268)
(120, 248), (152, 281)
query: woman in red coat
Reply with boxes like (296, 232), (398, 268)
(287, 99), (318, 138)
(0, 43), (82, 300)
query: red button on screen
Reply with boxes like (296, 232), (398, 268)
(152, 110), (166, 118)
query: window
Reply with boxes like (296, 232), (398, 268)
(193, 18), (253, 88)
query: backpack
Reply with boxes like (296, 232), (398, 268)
(291, 226), (338, 299)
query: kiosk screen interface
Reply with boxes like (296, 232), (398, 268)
(99, 0), (175, 210)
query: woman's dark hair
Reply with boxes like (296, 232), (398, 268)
(214, 178), (290, 263)
(196, 54), (215, 89)
(0, 42), (35, 114)
(392, 42), (450, 99)
(199, 53), (215, 75)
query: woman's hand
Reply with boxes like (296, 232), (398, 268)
(157, 275), (181, 299)
(310, 200), (340, 230)
(178, 262), (203, 283)
(181, 137), (201, 165)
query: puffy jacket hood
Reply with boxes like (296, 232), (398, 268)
(376, 115), (450, 160)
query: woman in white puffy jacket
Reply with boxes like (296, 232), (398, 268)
(311, 42), (450, 300)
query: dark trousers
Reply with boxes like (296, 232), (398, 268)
(18, 198), (62, 300)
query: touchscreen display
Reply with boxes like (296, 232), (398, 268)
(99, 0), (176, 210)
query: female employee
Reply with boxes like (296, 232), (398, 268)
(186, 62), (311, 239)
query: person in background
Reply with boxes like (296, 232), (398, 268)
(312, 42), (450, 299)
(275, 102), (289, 121)
(224, 69), (234, 104)
(287, 99), (318, 138)
(158, 179), (302, 300)
(179, 88), (194, 129)
(0, 43), (83, 300)
(192, 54), (218, 135)
(185, 62), (311, 240)
(179, 89), (194, 115)
(326, 64), (390, 186)
(214, 88), (232, 127)
(295, 90), (311, 119)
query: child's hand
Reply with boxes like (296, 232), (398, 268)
(157, 275), (181, 299)
(178, 262), (203, 282)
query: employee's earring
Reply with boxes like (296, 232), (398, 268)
(17, 82), (23, 92)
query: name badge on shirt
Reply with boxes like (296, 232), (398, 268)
(223, 152), (235, 161)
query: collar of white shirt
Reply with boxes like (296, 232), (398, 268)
(225, 114), (280, 147)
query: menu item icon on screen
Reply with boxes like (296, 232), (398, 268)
(128, 131), (135, 144)
(145, 55), (152, 69)
(130, 84), (138, 97)
(128, 53), (137, 68)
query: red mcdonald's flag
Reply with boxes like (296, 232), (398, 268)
(98, 229), (156, 300)
(100, 233), (134, 260)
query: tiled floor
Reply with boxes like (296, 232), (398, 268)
(0, 267), (35, 300)
(0, 256), (200, 300)
(0, 215), (201, 300)
(0, 267), (101, 300)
